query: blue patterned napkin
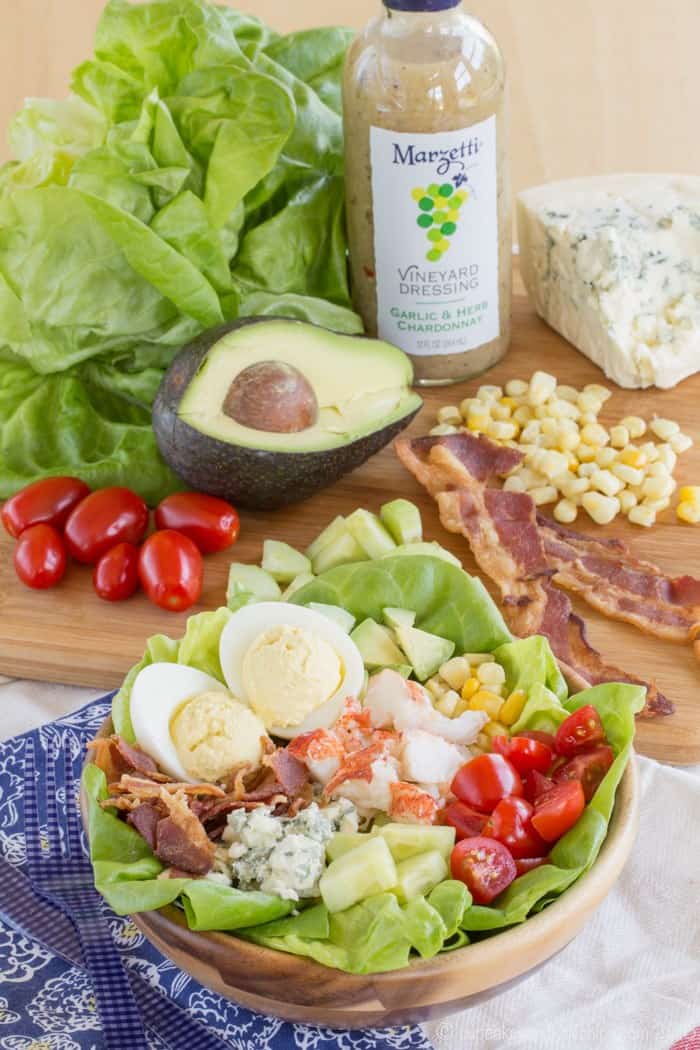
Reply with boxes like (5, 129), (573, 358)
(0, 695), (434, 1050)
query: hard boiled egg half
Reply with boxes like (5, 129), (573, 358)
(129, 663), (268, 784)
(218, 602), (365, 739)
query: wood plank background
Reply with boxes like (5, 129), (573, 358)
(2, 0), (699, 193)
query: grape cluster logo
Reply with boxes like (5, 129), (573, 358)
(412, 182), (468, 261)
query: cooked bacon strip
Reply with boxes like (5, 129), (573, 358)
(127, 802), (162, 850)
(87, 736), (169, 785)
(153, 789), (215, 875)
(264, 748), (308, 797)
(107, 774), (226, 799)
(396, 433), (673, 717)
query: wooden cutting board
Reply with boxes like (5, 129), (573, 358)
(1, 271), (699, 764)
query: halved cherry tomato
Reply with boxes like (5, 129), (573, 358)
(2, 477), (90, 538)
(442, 800), (487, 840)
(93, 543), (140, 602)
(515, 856), (548, 876)
(519, 730), (557, 750)
(138, 530), (203, 611)
(451, 753), (522, 814)
(531, 781), (585, 843)
(521, 769), (554, 805)
(65, 487), (148, 564)
(483, 796), (547, 859)
(14, 524), (67, 589)
(154, 493), (240, 554)
(553, 745), (615, 801)
(555, 705), (606, 757)
(450, 836), (517, 904)
(492, 735), (553, 775)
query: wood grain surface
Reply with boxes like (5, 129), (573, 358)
(1, 0), (698, 198)
(2, 271), (700, 763)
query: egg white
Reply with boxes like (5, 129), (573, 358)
(129, 663), (228, 782)
(218, 602), (365, 739)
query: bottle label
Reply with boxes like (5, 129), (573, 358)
(370, 117), (500, 357)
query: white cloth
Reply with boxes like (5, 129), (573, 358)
(1, 677), (698, 1050)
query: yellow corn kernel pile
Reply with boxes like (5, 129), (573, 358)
(427, 654), (529, 748)
(431, 372), (695, 528)
(677, 486), (700, 524)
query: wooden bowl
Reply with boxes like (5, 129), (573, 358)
(84, 719), (638, 1029)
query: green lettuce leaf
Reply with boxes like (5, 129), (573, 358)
(494, 635), (568, 702)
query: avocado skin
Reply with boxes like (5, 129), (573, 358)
(152, 318), (421, 511)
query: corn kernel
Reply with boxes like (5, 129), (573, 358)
(584, 383), (612, 402)
(577, 443), (598, 463)
(618, 447), (647, 468)
(559, 430), (581, 453)
(477, 384), (503, 403)
(437, 405), (462, 425)
(453, 698), (472, 718)
(528, 371), (557, 406)
(481, 720), (510, 743)
(628, 504), (656, 528)
(461, 676), (481, 700)
(436, 690), (462, 717)
(554, 498), (578, 524)
(491, 401), (514, 421)
(503, 475), (526, 493)
(556, 384), (580, 403)
(579, 412), (599, 426)
(560, 475), (591, 499)
(439, 656), (472, 691)
(679, 486), (700, 503)
(468, 691), (504, 720)
(590, 469), (623, 497)
(488, 420), (518, 441)
(577, 392), (603, 415)
(670, 432), (693, 454)
(530, 485), (558, 506)
(677, 501), (700, 524)
(595, 447), (618, 468)
(425, 676), (446, 700)
(609, 425), (630, 448)
(517, 467), (548, 490)
(580, 422), (610, 447)
(505, 379), (529, 398)
(430, 423), (459, 436)
(468, 417), (489, 433)
(500, 395), (519, 409)
(536, 450), (569, 479)
(476, 661), (507, 687)
(612, 462), (644, 486)
(618, 489), (638, 513)
(475, 732), (490, 751)
(642, 497), (670, 513)
(647, 460), (673, 479)
(640, 442), (659, 463)
(499, 689), (528, 726)
(642, 475), (674, 501)
(650, 417), (680, 441)
(566, 453), (581, 470)
(463, 653), (492, 666)
(582, 491), (620, 525)
(513, 405), (534, 426)
(621, 416), (646, 439)
(519, 420), (542, 445)
(655, 445), (678, 472)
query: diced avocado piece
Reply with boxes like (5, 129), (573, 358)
(383, 607), (416, 630)
(320, 836), (398, 913)
(311, 531), (366, 574)
(282, 572), (315, 600)
(305, 515), (348, 561)
(385, 664), (413, 679)
(345, 508), (397, 558)
(226, 564), (281, 610)
(380, 499), (423, 545)
(380, 823), (456, 863)
(261, 540), (311, 583)
(395, 625), (456, 682)
(326, 830), (376, 862)
(394, 850), (449, 903)
(385, 542), (462, 568)
(350, 618), (405, 668)
(307, 603), (356, 633)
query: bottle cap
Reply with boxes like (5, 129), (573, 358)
(383, 0), (460, 10)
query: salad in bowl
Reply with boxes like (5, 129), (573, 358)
(83, 501), (642, 976)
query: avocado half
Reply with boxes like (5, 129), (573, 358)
(152, 318), (422, 510)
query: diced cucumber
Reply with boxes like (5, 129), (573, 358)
(383, 607), (416, 630)
(395, 625), (455, 682)
(326, 830), (376, 862)
(385, 664), (413, 679)
(394, 851), (449, 903)
(282, 572), (315, 599)
(226, 564), (281, 610)
(346, 508), (397, 558)
(307, 603), (356, 633)
(380, 499), (423, 545)
(305, 515), (348, 561)
(262, 540), (311, 583)
(320, 836), (398, 913)
(385, 542), (462, 568)
(311, 531), (366, 574)
(380, 823), (456, 862)
(350, 618), (405, 668)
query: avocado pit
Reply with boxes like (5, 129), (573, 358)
(223, 361), (318, 434)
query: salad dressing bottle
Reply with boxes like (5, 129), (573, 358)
(343, 0), (511, 385)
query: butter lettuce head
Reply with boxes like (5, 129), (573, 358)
(0, 0), (359, 503)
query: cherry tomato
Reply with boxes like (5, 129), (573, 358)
(522, 769), (555, 805)
(138, 529), (203, 611)
(14, 524), (67, 589)
(492, 735), (553, 775)
(531, 781), (585, 843)
(515, 856), (549, 876)
(2, 477), (90, 538)
(451, 753), (523, 814)
(154, 492), (240, 554)
(553, 745), (615, 802)
(65, 487), (148, 564)
(93, 543), (140, 602)
(519, 730), (557, 750)
(450, 836), (517, 905)
(442, 800), (487, 840)
(483, 796), (547, 859)
(555, 705), (606, 757)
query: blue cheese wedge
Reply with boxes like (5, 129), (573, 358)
(517, 175), (700, 388)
